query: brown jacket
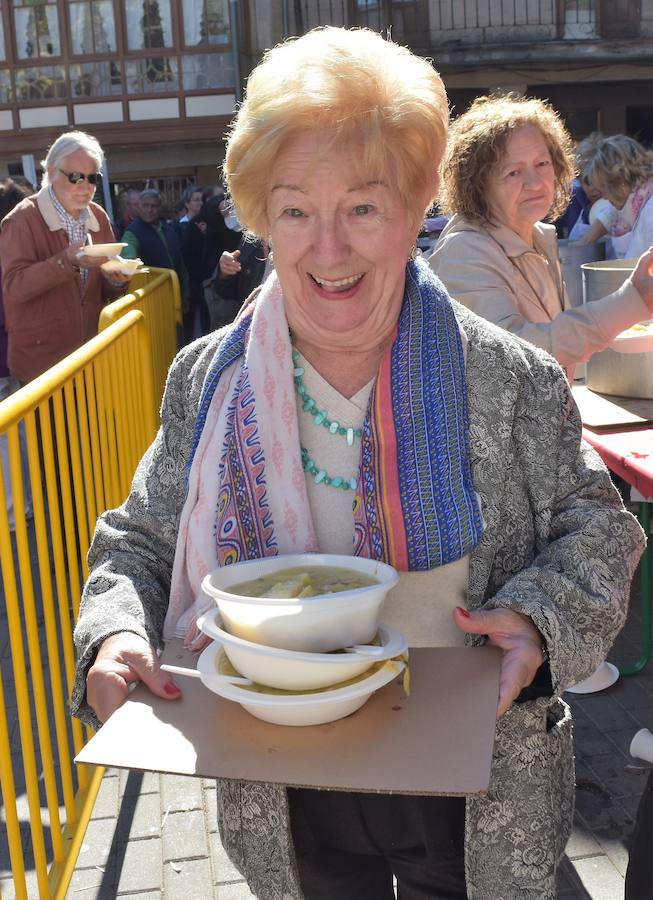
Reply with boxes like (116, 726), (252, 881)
(0, 188), (121, 382)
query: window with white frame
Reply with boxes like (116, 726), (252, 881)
(0, 69), (11, 103)
(69, 60), (123, 96)
(13, 0), (61, 59)
(15, 63), (66, 101)
(125, 55), (178, 92)
(69, 1), (117, 55)
(182, 0), (230, 46)
(124, 0), (173, 51)
(180, 51), (234, 89)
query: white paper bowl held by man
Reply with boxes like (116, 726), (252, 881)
(197, 643), (406, 726)
(100, 256), (145, 276)
(78, 241), (126, 258)
(201, 553), (400, 652)
(197, 607), (408, 690)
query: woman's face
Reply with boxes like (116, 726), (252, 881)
(267, 132), (415, 355)
(485, 124), (556, 239)
(186, 190), (203, 218)
(604, 181), (632, 210)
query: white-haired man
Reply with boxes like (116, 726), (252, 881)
(0, 130), (131, 382)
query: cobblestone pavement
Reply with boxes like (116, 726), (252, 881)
(1, 535), (650, 899)
(63, 584), (652, 900)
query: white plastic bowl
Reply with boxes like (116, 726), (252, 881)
(201, 554), (400, 652)
(610, 320), (653, 353)
(79, 242), (126, 258)
(197, 607), (408, 690)
(100, 256), (144, 275)
(565, 661), (619, 694)
(197, 643), (405, 726)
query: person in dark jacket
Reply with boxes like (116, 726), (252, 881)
(208, 237), (271, 329)
(177, 187), (211, 342)
(123, 189), (189, 303)
(113, 188), (140, 240)
(195, 192), (241, 282)
(181, 191), (240, 337)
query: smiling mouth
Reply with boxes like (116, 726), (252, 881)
(309, 273), (364, 293)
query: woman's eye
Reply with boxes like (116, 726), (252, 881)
(538, 159), (551, 168)
(284, 208), (305, 218)
(353, 204), (373, 216)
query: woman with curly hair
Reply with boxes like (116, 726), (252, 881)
(430, 94), (653, 378)
(583, 134), (653, 260)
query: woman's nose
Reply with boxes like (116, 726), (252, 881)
(524, 167), (544, 189)
(313, 220), (349, 261)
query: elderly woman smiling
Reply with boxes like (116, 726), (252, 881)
(72, 28), (644, 900)
(430, 95), (653, 378)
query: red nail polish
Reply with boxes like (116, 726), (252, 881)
(457, 607), (471, 618)
(164, 680), (180, 695)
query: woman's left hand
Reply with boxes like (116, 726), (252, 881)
(453, 606), (546, 717)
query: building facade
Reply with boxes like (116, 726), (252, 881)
(0, 0), (238, 209)
(0, 1), (651, 212)
(244, 1), (653, 142)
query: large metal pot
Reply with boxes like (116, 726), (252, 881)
(584, 259), (653, 399)
(558, 239), (605, 308)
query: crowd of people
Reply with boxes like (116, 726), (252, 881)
(1, 23), (653, 900)
(112, 180), (263, 340)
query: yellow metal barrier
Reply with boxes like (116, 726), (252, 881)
(99, 267), (182, 421)
(0, 311), (158, 899)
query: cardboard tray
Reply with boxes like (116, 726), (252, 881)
(76, 642), (501, 797)
(572, 384), (653, 429)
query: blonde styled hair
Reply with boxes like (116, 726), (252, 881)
(584, 135), (653, 203)
(224, 26), (448, 236)
(438, 94), (575, 224)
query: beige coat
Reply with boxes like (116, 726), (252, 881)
(430, 214), (649, 373)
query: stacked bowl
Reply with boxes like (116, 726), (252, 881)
(196, 553), (407, 726)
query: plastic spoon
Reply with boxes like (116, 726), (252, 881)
(344, 644), (385, 657)
(160, 663), (253, 685)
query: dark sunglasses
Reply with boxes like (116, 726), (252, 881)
(59, 169), (100, 185)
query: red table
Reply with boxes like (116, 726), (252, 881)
(582, 426), (653, 674)
(583, 427), (653, 501)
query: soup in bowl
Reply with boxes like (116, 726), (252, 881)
(201, 553), (399, 652)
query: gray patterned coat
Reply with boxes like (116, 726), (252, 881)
(72, 302), (645, 900)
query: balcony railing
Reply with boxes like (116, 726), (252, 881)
(243, 1), (643, 60)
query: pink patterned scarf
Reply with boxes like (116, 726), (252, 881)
(163, 260), (482, 643)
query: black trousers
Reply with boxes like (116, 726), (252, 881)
(287, 788), (467, 900)
(625, 767), (653, 899)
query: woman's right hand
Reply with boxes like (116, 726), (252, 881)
(629, 247), (653, 313)
(65, 243), (110, 268)
(86, 632), (181, 723)
(219, 249), (241, 277)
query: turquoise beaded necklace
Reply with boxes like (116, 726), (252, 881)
(292, 349), (360, 491)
